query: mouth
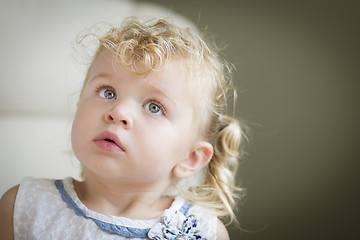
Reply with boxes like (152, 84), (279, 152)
(94, 131), (125, 152)
(105, 139), (116, 144)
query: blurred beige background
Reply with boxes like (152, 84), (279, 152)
(1, 0), (359, 239)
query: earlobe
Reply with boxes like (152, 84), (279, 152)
(173, 142), (214, 179)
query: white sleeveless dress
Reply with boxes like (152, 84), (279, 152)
(13, 177), (217, 239)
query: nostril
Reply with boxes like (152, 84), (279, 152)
(105, 112), (129, 126)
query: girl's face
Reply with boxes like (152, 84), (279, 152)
(71, 51), (195, 189)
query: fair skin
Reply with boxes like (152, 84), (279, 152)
(0, 51), (229, 239)
(71, 51), (210, 218)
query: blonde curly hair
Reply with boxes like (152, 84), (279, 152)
(79, 17), (246, 225)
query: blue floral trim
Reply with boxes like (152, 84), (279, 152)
(55, 179), (149, 238)
(148, 207), (207, 239)
(54, 179), (194, 238)
(179, 201), (192, 216)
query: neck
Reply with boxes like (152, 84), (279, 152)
(73, 172), (174, 220)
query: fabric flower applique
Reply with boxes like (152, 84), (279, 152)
(148, 209), (206, 240)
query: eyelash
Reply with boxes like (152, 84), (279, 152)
(94, 84), (167, 116)
(95, 84), (116, 99)
(145, 99), (167, 116)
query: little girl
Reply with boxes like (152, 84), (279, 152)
(0, 17), (245, 239)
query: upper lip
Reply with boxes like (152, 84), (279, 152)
(94, 131), (125, 151)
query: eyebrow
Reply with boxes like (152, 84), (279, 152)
(147, 85), (177, 107)
(88, 73), (113, 83)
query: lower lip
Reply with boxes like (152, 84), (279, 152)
(94, 140), (124, 152)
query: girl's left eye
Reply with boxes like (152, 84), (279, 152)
(98, 87), (117, 99)
(144, 102), (165, 115)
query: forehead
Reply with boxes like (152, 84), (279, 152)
(93, 51), (181, 79)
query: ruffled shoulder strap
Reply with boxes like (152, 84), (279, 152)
(148, 197), (217, 239)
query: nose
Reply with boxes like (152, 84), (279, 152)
(104, 103), (133, 129)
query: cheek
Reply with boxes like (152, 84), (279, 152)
(71, 114), (83, 157)
(71, 102), (96, 135)
(71, 108), (91, 156)
(143, 126), (192, 162)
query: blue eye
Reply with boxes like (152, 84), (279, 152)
(98, 88), (116, 99)
(144, 102), (164, 115)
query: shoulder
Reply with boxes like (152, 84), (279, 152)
(0, 185), (19, 240)
(183, 200), (227, 239)
(16, 177), (59, 196)
(217, 219), (230, 240)
(13, 177), (66, 208)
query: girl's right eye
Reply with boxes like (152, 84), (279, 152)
(97, 86), (117, 99)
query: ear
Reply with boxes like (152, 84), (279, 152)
(173, 141), (214, 179)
